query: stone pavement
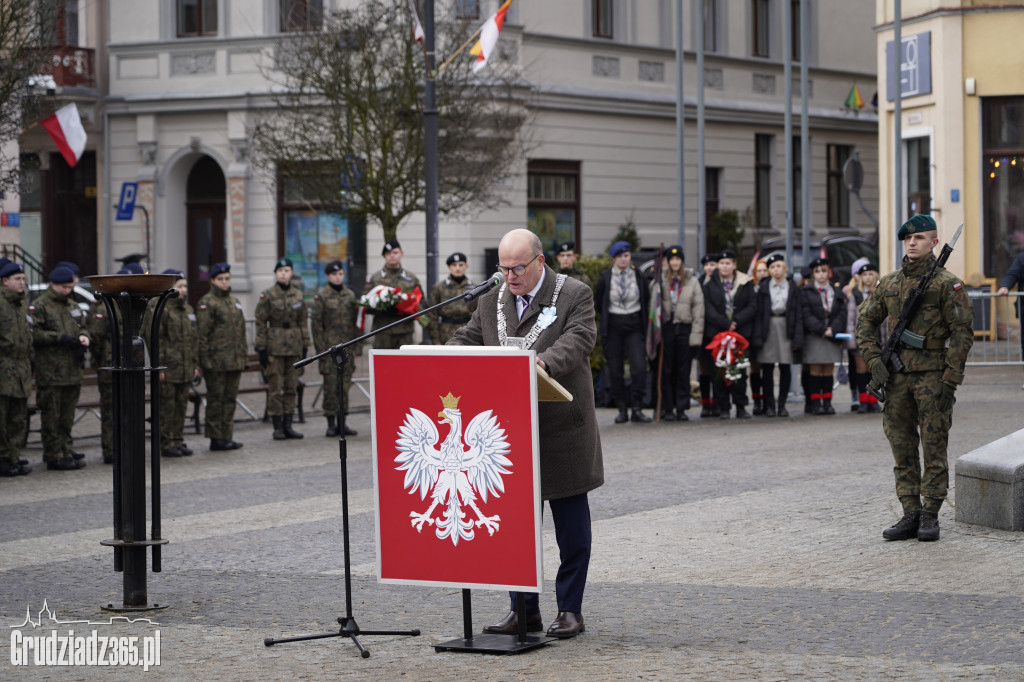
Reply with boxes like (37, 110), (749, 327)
(2, 366), (1023, 680)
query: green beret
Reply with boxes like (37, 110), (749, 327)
(897, 214), (937, 241)
(274, 257), (294, 271)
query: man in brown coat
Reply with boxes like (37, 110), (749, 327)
(448, 228), (604, 640)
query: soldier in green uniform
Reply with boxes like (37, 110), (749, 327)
(196, 262), (246, 451)
(857, 215), (974, 542)
(144, 270), (200, 457)
(31, 266), (88, 470)
(555, 241), (593, 288)
(362, 240), (423, 349)
(255, 257), (310, 440)
(310, 260), (361, 437)
(427, 252), (478, 345)
(0, 262), (34, 476)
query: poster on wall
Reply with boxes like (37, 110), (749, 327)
(284, 210), (349, 295)
(527, 207), (574, 260)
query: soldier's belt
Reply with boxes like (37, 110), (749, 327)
(899, 330), (947, 350)
(270, 323), (292, 329)
(438, 316), (471, 324)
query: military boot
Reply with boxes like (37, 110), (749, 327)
(325, 415), (339, 437)
(272, 416), (287, 440)
(282, 414), (304, 439)
(917, 511), (940, 541)
(614, 407), (629, 424)
(882, 510), (921, 541)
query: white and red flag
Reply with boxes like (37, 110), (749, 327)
(469, 0), (512, 72)
(40, 103), (87, 168)
(407, 0), (424, 43)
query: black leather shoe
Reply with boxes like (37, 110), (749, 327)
(342, 424), (358, 436)
(614, 408), (629, 424)
(0, 461), (32, 476)
(675, 409), (689, 422)
(661, 411), (676, 422)
(735, 406), (751, 419)
(883, 510), (921, 541)
(162, 447), (184, 458)
(482, 611), (543, 635)
(71, 450), (86, 461)
(631, 409), (652, 423)
(546, 612), (585, 639)
(46, 457), (86, 471)
(179, 443), (194, 456)
(918, 511), (940, 542)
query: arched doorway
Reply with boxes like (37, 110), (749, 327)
(185, 156), (226, 305)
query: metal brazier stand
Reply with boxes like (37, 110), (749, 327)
(89, 274), (178, 612)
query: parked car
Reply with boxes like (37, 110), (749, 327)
(27, 282), (96, 313)
(749, 233), (878, 285)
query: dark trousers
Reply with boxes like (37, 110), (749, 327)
(510, 493), (592, 615)
(605, 313), (646, 409)
(660, 322), (693, 413)
(0, 395), (27, 465)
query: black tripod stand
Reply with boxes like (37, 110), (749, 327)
(263, 273), (502, 657)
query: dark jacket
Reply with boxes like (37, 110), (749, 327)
(798, 281), (848, 345)
(998, 252), (1024, 291)
(702, 270), (757, 344)
(594, 266), (649, 339)
(752, 276), (803, 350)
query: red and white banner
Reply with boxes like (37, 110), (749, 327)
(371, 346), (542, 592)
(40, 103), (87, 168)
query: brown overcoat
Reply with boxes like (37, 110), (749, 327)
(448, 265), (604, 500)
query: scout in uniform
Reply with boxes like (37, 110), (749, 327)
(857, 214), (974, 542)
(311, 260), (361, 437)
(196, 262), (247, 451)
(0, 262), (34, 476)
(555, 242), (593, 288)
(427, 252), (478, 345)
(31, 266), (89, 470)
(255, 257), (310, 440)
(363, 240), (423, 349)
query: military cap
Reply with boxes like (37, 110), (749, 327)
(116, 253), (146, 266)
(162, 268), (186, 280)
(446, 252), (467, 265)
(49, 266), (75, 284)
(0, 257), (10, 269)
(556, 242), (576, 254)
(274, 257), (294, 271)
(808, 257), (830, 270)
(717, 249), (738, 262)
(0, 261), (24, 279)
(764, 253), (786, 267)
(665, 245), (684, 260)
(118, 262), (145, 275)
(857, 262), (879, 275)
(56, 260), (80, 276)
(382, 239), (401, 255)
(209, 262), (231, 279)
(324, 260), (345, 274)
(897, 214), (937, 241)
(609, 241), (631, 258)
(701, 253), (719, 265)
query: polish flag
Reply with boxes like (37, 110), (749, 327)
(408, 0), (424, 43)
(40, 103), (87, 168)
(469, 0), (513, 73)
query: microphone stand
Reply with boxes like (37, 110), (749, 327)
(263, 276), (501, 657)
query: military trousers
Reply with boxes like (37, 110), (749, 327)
(266, 355), (300, 417)
(0, 395), (27, 465)
(98, 379), (113, 457)
(159, 381), (190, 451)
(204, 371), (241, 440)
(433, 322), (465, 346)
(882, 370), (952, 512)
(371, 318), (413, 350)
(37, 384), (81, 462)
(320, 361), (355, 417)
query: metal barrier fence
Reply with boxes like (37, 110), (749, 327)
(966, 291), (1023, 366)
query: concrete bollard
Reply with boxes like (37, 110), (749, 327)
(954, 428), (1024, 531)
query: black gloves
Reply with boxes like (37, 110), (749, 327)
(59, 334), (80, 350)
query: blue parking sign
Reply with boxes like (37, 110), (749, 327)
(116, 182), (138, 221)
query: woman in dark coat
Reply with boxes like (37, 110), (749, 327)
(798, 257), (848, 415)
(752, 254), (802, 416)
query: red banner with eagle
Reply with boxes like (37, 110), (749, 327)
(370, 347), (543, 592)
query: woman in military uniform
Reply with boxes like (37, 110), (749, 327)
(196, 262), (247, 451)
(255, 257), (310, 440)
(427, 252), (478, 345)
(311, 260), (361, 437)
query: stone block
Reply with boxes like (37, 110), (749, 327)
(954, 428), (1024, 530)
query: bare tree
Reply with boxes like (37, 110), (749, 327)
(0, 0), (62, 193)
(250, 0), (531, 242)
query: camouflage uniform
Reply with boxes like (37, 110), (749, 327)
(0, 286), (34, 467)
(30, 287), (90, 463)
(426, 275), (478, 345)
(363, 266), (422, 349)
(310, 284), (361, 417)
(197, 286), (248, 441)
(87, 301), (115, 461)
(558, 266), (593, 290)
(254, 283), (309, 417)
(856, 255), (974, 513)
(144, 297), (199, 453)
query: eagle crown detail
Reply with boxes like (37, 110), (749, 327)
(439, 392), (461, 410)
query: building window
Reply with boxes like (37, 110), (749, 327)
(791, 136), (801, 227)
(593, 0), (613, 39)
(703, 0), (718, 53)
(281, 0), (323, 33)
(705, 167), (720, 219)
(455, 0), (479, 20)
(982, 97), (1024, 277)
(752, 0), (770, 58)
(790, 0), (800, 61)
(527, 160), (581, 261)
(827, 144), (851, 227)
(177, 0), (218, 38)
(755, 134), (773, 227)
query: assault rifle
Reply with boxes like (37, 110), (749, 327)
(867, 223), (962, 402)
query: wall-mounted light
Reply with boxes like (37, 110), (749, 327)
(965, 78), (977, 96)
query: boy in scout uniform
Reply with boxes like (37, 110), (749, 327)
(555, 241), (592, 288)
(0, 262), (34, 476)
(427, 252), (478, 345)
(363, 240), (423, 349)
(31, 266), (89, 470)
(311, 260), (361, 437)
(255, 257), (310, 440)
(196, 262), (246, 451)
(144, 270), (200, 457)
(857, 214), (974, 542)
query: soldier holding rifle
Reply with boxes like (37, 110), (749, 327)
(856, 215), (973, 542)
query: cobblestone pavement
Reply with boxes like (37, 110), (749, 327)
(2, 366), (1023, 680)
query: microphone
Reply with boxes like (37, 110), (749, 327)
(463, 272), (505, 301)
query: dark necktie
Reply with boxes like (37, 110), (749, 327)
(519, 294), (531, 320)
(819, 288), (828, 311)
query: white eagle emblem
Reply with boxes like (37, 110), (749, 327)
(395, 392), (512, 546)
